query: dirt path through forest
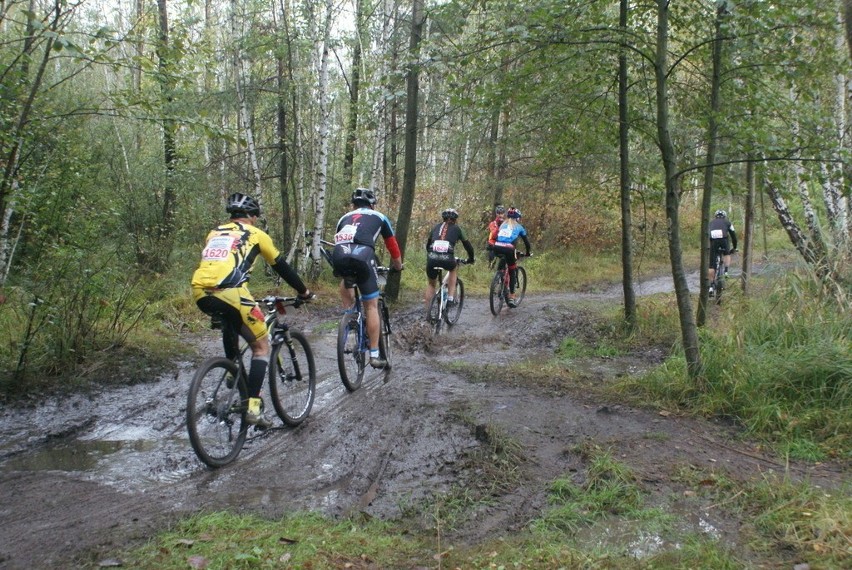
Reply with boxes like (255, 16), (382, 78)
(0, 271), (845, 569)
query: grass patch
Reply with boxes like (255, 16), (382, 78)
(615, 269), (852, 460)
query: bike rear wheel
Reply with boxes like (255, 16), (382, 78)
(489, 271), (505, 316)
(445, 278), (464, 325)
(428, 292), (443, 335)
(513, 266), (528, 307)
(713, 255), (724, 305)
(186, 357), (247, 468)
(269, 331), (316, 426)
(378, 297), (392, 376)
(337, 312), (365, 391)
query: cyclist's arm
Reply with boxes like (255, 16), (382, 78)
(272, 254), (310, 296)
(461, 238), (475, 264)
(728, 228), (738, 251)
(520, 234), (531, 256)
(383, 235), (403, 271)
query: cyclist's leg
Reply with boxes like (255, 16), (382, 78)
(424, 261), (440, 311)
(446, 261), (459, 302)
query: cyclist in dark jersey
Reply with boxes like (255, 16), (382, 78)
(424, 208), (475, 311)
(191, 192), (315, 428)
(708, 209), (738, 297)
(331, 188), (403, 369)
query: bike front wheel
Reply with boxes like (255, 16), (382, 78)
(337, 312), (365, 391)
(186, 357), (247, 468)
(513, 266), (528, 307)
(489, 271), (504, 316)
(445, 278), (464, 325)
(378, 297), (392, 376)
(269, 331), (316, 426)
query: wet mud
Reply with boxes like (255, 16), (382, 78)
(0, 271), (844, 569)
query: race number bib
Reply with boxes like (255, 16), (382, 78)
(710, 229), (724, 239)
(335, 224), (358, 244)
(201, 235), (236, 261)
(431, 239), (450, 253)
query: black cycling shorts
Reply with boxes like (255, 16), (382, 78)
(426, 252), (457, 280)
(332, 244), (380, 300)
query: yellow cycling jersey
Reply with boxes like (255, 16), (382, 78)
(191, 221), (280, 290)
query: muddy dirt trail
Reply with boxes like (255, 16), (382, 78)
(0, 272), (843, 569)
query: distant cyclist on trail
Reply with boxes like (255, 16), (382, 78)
(708, 209), (738, 298)
(492, 206), (532, 307)
(424, 208), (475, 312)
(191, 193), (315, 428)
(331, 188), (403, 369)
(486, 204), (506, 267)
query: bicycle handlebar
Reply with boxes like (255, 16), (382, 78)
(260, 295), (311, 311)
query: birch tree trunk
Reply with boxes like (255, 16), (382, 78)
(697, 1), (726, 328)
(656, 0), (702, 380)
(231, 0), (262, 200)
(741, 160), (755, 294)
(309, 0), (335, 277)
(618, 0), (636, 333)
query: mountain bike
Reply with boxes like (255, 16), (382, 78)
(428, 258), (468, 335)
(709, 246), (735, 305)
(186, 296), (316, 468)
(319, 240), (394, 391)
(489, 251), (529, 316)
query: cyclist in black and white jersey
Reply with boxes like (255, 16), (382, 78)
(708, 209), (738, 297)
(331, 188), (403, 369)
(424, 208), (475, 312)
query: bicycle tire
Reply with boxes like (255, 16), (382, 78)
(378, 296), (392, 375)
(445, 278), (464, 325)
(268, 331), (316, 426)
(186, 357), (247, 468)
(489, 271), (504, 316)
(713, 255), (724, 305)
(337, 312), (365, 391)
(513, 266), (528, 307)
(428, 292), (443, 335)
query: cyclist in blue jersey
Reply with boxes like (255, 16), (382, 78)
(492, 207), (531, 307)
(331, 188), (403, 369)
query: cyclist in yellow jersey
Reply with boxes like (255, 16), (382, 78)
(191, 193), (314, 428)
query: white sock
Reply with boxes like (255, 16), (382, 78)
(370, 349), (379, 358)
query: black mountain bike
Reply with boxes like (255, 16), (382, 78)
(186, 296), (316, 468)
(710, 246), (736, 305)
(428, 259), (467, 334)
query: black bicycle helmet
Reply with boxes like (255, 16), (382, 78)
(507, 207), (522, 219)
(226, 193), (261, 217)
(715, 209), (727, 218)
(494, 204), (506, 216)
(351, 187), (377, 207)
(442, 208), (459, 220)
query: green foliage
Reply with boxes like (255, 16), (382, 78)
(0, 243), (177, 395)
(618, 270), (852, 460)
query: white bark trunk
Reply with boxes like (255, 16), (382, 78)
(231, 0), (262, 200)
(309, 0), (335, 270)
